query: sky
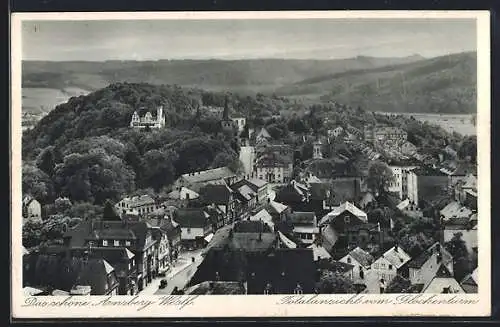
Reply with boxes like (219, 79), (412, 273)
(21, 19), (477, 61)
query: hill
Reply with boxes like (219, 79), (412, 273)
(22, 55), (425, 114)
(274, 52), (477, 114)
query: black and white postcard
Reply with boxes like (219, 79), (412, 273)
(11, 11), (491, 318)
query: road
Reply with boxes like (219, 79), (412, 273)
(140, 249), (204, 295)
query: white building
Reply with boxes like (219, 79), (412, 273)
(22, 195), (42, 223)
(231, 117), (246, 134)
(339, 247), (374, 283)
(371, 245), (411, 283)
(289, 212), (319, 245)
(387, 163), (419, 200)
(130, 106), (165, 129)
(115, 195), (159, 216)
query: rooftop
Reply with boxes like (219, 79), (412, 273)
(289, 212), (317, 225)
(381, 246), (411, 269)
(319, 201), (367, 226)
(173, 208), (210, 228)
(199, 184), (233, 205)
(346, 246), (374, 268)
(185, 281), (246, 295)
(407, 242), (453, 269)
(181, 166), (236, 185)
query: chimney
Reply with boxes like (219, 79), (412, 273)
(394, 243), (398, 252)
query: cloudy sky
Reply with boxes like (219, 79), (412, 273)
(22, 18), (477, 61)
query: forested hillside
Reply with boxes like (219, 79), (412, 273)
(275, 52), (477, 114)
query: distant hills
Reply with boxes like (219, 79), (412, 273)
(275, 52), (477, 114)
(22, 51), (476, 114)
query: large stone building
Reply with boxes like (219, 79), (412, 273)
(130, 106), (165, 129)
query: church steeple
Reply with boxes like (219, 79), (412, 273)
(223, 95), (230, 120)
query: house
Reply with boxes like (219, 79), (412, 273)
(185, 281), (246, 295)
(62, 219), (157, 291)
(199, 184), (236, 223)
(308, 243), (332, 261)
(129, 106), (165, 129)
(407, 242), (454, 290)
(422, 264), (465, 293)
(254, 152), (293, 184)
(250, 209), (274, 229)
(443, 222), (478, 254)
(454, 174), (477, 210)
(173, 166), (239, 193)
(339, 247), (374, 283)
(231, 182), (257, 212)
(330, 177), (363, 206)
(23, 251), (120, 296)
(147, 214), (182, 264)
(364, 125), (407, 144)
(274, 181), (309, 211)
(309, 182), (336, 217)
(231, 117), (247, 134)
(319, 201), (368, 230)
(256, 127), (272, 144)
(387, 161), (420, 200)
(288, 212), (319, 245)
(69, 247), (138, 295)
(406, 166), (449, 208)
(316, 259), (354, 280)
(22, 195), (42, 223)
(173, 208), (213, 249)
(460, 268), (478, 293)
(167, 187), (200, 201)
(371, 245), (411, 283)
(115, 195), (159, 217)
(266, 201), (291, 224)
(439, 201), (473, 221)
(446, 161), (477, 188)
(246, 178), (269, 205)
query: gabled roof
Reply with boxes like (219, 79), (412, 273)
(233, 220), (273, 233)
(440, 201), (473, 220)
(256, 127), (272, 139)
(173, 208), (210, 228)
(23, 195), (38, 207)
(408, 242), (453, 269)
(267, 201), (289, 214)
(248, 178), (268, 189)
(278, 231), (297, 249)
(317, 259), (354, 274)
(461, 174), (477, 189)
(422, 264), (465, 293)
(308, 244), (332, 260)
(345, 247), (374, 268)
(381, 246), (411, 269)
(289, 212), (317, 225)
(236, 185), (256, 201)
(452, 161), (477, 177)
(250, 209), (274, 228)
(319, 201), (367, 225)
(119, 194), (155, 207)
(199, 184), (233, 205)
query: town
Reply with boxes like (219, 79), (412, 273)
(22, 89), (478, 297)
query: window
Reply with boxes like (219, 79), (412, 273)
(125, 240), (131, 246)
(114, 240), (120, 246)
(347, 257), (352, 264)
(344, 215), (350, 224)
(103, 240), (108, 246)
(373, 263), (379, 269)
(381, 263), (386, 269)
(389, 265), (393, 270)
(187, 228), (191, 234)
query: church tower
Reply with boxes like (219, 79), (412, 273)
(223, 95), (230, 121)
(156, 106), (165, 128)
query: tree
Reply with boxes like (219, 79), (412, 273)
(366, 161), (394, 196)
(458, 136), (477, 163)
(141, 149), (178, 191)
(103, 200), (120, 220)
(445, 232), (471, 281)
(36, 146), (58, 177)
(315, 271), (355, 294)
(212, 152), (235, 169)
(22, 164), (56, 204)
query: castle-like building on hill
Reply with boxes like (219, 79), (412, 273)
(130, 106), (165, 129)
